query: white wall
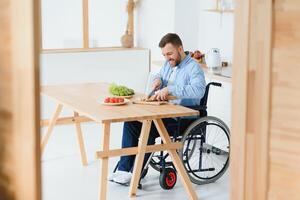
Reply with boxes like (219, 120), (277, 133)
(174, 0), (200, 51)
(136, 0), (234, 63)
(197, 1), (234, 63)
(41, 0), (83, 48)
(136, 0), (175, 61)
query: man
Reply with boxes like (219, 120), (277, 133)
(109, 33), (206, 184)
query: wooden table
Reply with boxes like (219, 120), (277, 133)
(41, 82), (200, 200)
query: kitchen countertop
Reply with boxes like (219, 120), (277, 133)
(201, 65), (232, 83)
(151, 60), (232, 83)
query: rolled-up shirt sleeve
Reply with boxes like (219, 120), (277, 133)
(152, 73), (162, 83)
(152, 62), (168, 89)
(167, 65), (206, 99)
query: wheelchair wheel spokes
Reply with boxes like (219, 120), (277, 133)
(182, 133), (198, 162)
(180, 116), (230, 185)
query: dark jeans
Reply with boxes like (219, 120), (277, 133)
(118, 118), (179, 172)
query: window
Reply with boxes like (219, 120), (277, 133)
(40, 0), (133, 52)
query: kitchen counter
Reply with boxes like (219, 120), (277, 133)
(201, 65), (232, 83)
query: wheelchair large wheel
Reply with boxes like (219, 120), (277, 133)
(179, 116), (230, 185)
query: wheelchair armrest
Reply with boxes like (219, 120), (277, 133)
(176, 116), (199, 121)
(171, 105), (207, 137)
(183, 105), (207, 119)
(186, 105), (207, 112)
(172, 116), (198, 138)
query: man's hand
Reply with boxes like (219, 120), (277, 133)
(151, 78), (162, 90)
(152, 87), (169, 101)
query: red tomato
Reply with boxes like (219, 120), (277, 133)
(110, 97), (116, 103)
(104, 97), (110, 103)
(118, 98), (124, 103)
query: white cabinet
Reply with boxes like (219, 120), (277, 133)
(40, 49), (150, 119)
(206, 77), (232, 128)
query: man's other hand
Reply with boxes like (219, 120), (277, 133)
(153, 87), (169, 101)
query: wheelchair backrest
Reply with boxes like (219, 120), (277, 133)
(199, 82), (222, 109)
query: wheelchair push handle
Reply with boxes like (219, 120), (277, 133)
(209, 82), (222, 87)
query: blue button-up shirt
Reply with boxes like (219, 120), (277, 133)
(154, 53), (206, 106)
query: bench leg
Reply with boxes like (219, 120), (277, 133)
(154, 119), (199, 200)
(41, 104), (63, 154)
(74, 112), (88, 166)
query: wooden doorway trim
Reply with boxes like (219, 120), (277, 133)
(231, 0), (272, 199)
(11, 0), (41, 199)
(0, 0), (41, 199)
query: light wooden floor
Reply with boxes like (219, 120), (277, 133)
(41, 122), (229, 200)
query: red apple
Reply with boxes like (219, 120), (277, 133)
(193, 50), (202, 60)
(189, 51), (194, 57)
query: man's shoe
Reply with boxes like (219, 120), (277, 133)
(113, 171), (132, 184)
(108, 170), (131, 182)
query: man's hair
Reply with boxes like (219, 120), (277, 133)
(159, 33), (183, 48)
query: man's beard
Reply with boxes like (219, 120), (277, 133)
(169, 52), (181, 67)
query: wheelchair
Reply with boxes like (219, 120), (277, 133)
(114, 82), (230, 190)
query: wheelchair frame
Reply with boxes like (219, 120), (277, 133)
(144, 82), (230, 189)
(113, 82), (230, 190)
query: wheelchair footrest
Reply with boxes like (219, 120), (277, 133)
(188, 168), (215, 173)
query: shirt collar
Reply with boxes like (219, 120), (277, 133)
(177, 51), (191, 68)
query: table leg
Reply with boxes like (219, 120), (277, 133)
(129, 120), (152, 197)
(154, 119), (199, 200)
(74, 112), (88, 166)
(98, 122), (110, 200)
(41, 104), (63, 154)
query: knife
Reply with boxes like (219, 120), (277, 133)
(146, 88), (156, 100)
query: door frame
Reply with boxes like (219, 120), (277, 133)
(231, 0), (272, 199)
(0, 0), (41, 199)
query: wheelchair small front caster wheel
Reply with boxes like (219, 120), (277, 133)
(138, 183), (142, 189)
(159, 168), (177, 190)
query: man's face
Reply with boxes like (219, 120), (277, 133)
(161, 43), (182, 67)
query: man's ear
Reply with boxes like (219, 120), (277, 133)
(178, 46), (183, 53)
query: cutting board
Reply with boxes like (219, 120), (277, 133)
(132, 100), (169, 106)
(132, 95), (177, 106)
